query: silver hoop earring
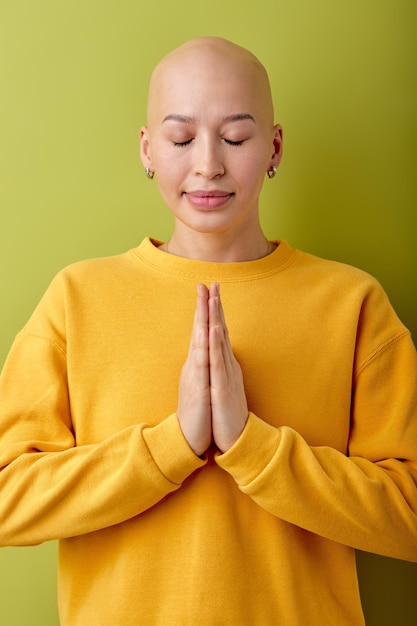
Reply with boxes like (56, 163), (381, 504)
(267, 166), (277, 179)
(145, 167), (155, 180)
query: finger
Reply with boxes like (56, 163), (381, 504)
(208, 294), (226, 354)
(209, 283), (229, 343)
(193, 327), (210, 382)
(195, 284), (209, 356)
(209, 308), (236, 386)
(196, 283), (209, 327)
(208, 283), (223, 333)
(209, 324), (227, 387)
(218, 293), (231, 348)
(209, 281), (220, 298)
(208, 288), (234, 372)
(189, 284), (209, 357)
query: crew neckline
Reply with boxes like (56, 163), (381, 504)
(130, 237), (297, 283)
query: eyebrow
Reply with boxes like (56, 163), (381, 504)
(162, 114), (196, 123)
(162, 113), (256, 124)
(223, 113), (256, 124)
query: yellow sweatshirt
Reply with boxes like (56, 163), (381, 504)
(1, 238), (417, 625)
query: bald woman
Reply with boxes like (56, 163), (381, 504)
(140, 38), (282, 457)
(1, 37), (416, 625)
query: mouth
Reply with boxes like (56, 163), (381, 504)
(184, 190), (233, 209)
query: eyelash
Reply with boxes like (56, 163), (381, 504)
(173, 140), (193, 148)
(173, 138), (245, 148)
(225, 139), (245, 147)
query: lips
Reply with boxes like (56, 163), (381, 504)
(184, 190), (233, 209)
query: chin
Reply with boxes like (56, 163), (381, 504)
(180, 214), (243, 236)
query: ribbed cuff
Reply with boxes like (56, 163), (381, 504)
(142, 414), (207, 485)
(215, 413), (281, 486)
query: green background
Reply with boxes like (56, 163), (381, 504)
(1, 1), (416, 623)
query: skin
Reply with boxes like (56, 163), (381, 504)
(178, 281), (249, 455)
(140, 37), (283, 454)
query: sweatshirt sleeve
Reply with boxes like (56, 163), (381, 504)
(216, 330), (417, 563)
(0, 329), (205, 547)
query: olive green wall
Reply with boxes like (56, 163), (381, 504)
(1, 1), (416, 624)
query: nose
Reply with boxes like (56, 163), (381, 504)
(194, 136), (225, 179)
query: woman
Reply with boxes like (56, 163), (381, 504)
(1, 37), (416, 625)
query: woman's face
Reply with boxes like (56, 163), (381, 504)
(141, 40), (282, 239)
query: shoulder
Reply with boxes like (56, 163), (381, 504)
(22, 245), (144, 333)
(287, 247), (388, 305)
(291, 247), (406, 328)
(58, 250), (135, 284)
(293, 248), (377, 285)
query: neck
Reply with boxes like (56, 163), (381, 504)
(161, 226), (273, 263)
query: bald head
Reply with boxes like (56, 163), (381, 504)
(146, 37), (275, 131)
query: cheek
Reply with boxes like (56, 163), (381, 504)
(234, 157), (267, 193)
(234, 142), (270, 177)
(155, 174), (176, 202)
(154, 166), (185, 206)
(153, 148), (185, 181)
(153, 154), (185, 192)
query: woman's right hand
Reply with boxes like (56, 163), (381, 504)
(177, 284), (212, 456)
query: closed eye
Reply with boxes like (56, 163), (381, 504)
(173, 138), (245, 147)
(173, 139), (193, 147)
(224, 139), (245, 146)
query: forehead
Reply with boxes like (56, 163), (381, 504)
(147, 42), (273, 127)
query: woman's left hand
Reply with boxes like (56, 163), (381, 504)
(208, 283), (249, 452)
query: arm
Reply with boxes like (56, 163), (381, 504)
(211, 285), (417, 561)
(0, 331), (205, 547)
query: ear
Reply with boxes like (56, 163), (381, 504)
(139, 126), (153, 169)
(270, 124), (283, 168)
